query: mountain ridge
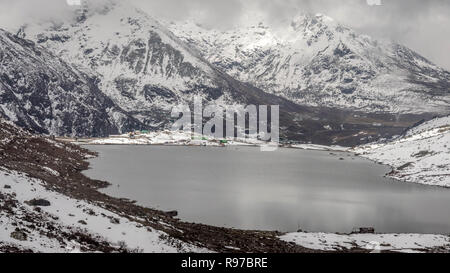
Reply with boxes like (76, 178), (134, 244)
(1, 1), (445, 145)
(0, 28), (144, 137)
(168, 13), (450, 114)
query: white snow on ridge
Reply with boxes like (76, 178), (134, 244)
(86, 131), (350, 150)
(168, 15), (450, 114)
(280, 232), (450, 253)
(291, 144), (348, 152)
(406, 116), (450, 136)
(354, 116), (450, 187)
(23, 0), (218, 118)
(86, 130), (264, 147)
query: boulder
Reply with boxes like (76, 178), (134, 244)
(10, 230), (27, 241)
(352, 227), (375, 234)
(26, 199), (51, 207)
(165, 211), (178, 217)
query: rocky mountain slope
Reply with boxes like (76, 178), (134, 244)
(23, 1), (245, 128)
(354, 115), (450, 187)
(169, 14), (450, 114)
(0, 28), (142, 137)
(8, 0), (432, 145)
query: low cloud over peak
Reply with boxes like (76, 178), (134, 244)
(0, 0), (448, 70)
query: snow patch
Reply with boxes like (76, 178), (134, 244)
(281, 232), (450, 253)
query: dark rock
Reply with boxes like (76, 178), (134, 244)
(26, 199), (51, 207)
(84, 208), (96, 216)
(339, 87), (356, 94)
(352, 227), (375, 234)
(10, 231), (27, 241)
(397, 162), (414, 170)
(78, 220), (88, 225)
(110, 217), (120, 224)
(165, 210), (178, 217)
(4, 185), (11, 189)
(412, 150), (432, 158)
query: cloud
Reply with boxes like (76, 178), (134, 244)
(0, 0), (74, 30)
(0, 0), (448, 69)
(130, 0), (244, 29)
(133, 0), (450, 69)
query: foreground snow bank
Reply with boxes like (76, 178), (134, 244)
(280, 232), (450, 253)
(3, 167), (448, 253)
(0, 170), (209, 253)
(354, 116), (450, 187)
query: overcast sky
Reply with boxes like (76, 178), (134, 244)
(0, 0), (449, 70)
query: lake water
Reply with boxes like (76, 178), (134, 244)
(84, 145), (450, 234)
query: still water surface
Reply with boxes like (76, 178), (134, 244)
(84, 145), (450, 233)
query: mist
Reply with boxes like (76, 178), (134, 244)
(0, 0), (449, 70)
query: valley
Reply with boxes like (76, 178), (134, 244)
(0, 0), (449, 254)
(2, 118), (450, 253)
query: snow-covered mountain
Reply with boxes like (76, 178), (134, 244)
(168, 14), (450, 113)
(355, 115), (450, 187)
(21, 1), (215, 128)
(13, 1), (337, 143)
(5, 0), (443, 145)
(0, 29), (142, 137)
(22, 0), (283, 129)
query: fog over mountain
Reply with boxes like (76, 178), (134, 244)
(1, 0), (447, 70)
(134, 0), (450, 71)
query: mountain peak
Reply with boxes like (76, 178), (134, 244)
(290, 13), (336, 27)
(2, 3), (449, 145)
(168, 14), (450, 114)
(0, 28), (142, 136)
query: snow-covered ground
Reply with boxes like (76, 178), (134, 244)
(85, 131), (351, 152)
(280, 232), (450, 253)
(4, 168), (449, 253)
(86, 130), (265, 147)
(354, 116), (450, 187)
(290, 144), (348, 152)
(0, 169), (209, 253)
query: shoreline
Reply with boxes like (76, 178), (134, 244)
(3, 164), (449, 253)
(77, 138), (449, 189)
(84, 144), (450, 236)
(2, 122), (448, 252)
(0, 124), (317, 253)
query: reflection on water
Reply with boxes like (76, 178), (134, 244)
(84, 145), (450, 233)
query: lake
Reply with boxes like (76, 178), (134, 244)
(84, 145), (450, 234)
